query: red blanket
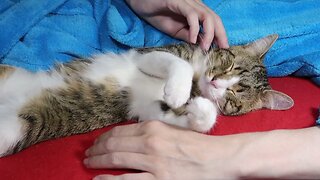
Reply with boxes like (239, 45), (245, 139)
(0, 77), (319, 180)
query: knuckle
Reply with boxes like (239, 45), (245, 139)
(214, 14), (222, 23)
(142, 120), (162, 132)
(144, 135), (161, 152)
(203, 13), (213, 22)
(188, 11), (199, 20)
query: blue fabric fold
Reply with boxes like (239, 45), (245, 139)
(0, 0), (320, 85)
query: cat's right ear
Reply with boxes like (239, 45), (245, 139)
(260, 89), (294, 110)
(245, 34), (278, 58)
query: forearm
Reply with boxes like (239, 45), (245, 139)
(229, 127), (320, 178)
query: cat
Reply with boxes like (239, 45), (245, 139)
(0, 34), (294, 157)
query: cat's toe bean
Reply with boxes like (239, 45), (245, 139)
(186, 97), (217, 132)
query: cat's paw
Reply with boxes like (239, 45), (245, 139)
(164, 77), (192, 109)
(186, 97), (218, 132)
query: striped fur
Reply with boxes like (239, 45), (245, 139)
(0, 34), (294, 157)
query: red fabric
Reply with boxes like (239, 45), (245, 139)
(0, 77), (319, 179)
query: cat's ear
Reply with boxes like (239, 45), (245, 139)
(261, 89), (294, 110)
(245, 34), (278, 58)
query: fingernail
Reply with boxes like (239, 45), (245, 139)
(190, 35), (197, 44)
(201, 42), (209, 51)
(204, 43), (210, 51)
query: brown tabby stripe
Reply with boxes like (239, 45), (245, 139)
(238, 82), (251, 90)
(137, 43), (201, 62)
(238, 69), (249, 75)
(223, 98), (242, 115)
(223, 49), (235, 58)
(0, 65), (15, 78)
(54, 58), (92, 78)
(13, 78), (130, 153)
(171, 106), (188, 116)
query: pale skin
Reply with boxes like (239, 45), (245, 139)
(125, 0), (229, 50)
(84, 121), (320, 179)
(84, 0), (320, 179)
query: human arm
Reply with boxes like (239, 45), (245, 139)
(125, 0), (229, 50)
(84, 121), (320, 179)
(236, 126), (320, 179)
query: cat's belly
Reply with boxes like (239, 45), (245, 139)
(0, 68), (65, 112)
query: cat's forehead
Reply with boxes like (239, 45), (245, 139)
(214, 46), (269, 87)
(212, 46), (260, 64)
(229, 46), (260, 63)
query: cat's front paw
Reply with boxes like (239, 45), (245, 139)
(186, 97), (218, 132)
(164, 78), (192, 109)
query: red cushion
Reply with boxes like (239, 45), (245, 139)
(0, 77), (319, 180)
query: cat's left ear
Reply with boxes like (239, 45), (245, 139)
(261, 89), (294, 110)
(245, 34), (278, 58)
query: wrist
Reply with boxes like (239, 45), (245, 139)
(233, 128), (320, 178)
(201, 134), (247, 178)
(205, 131), (273, 178)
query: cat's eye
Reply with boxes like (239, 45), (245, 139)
(234, 67), (242, 70)
(236, 89), (245, 93)
(226, 63), (235, 72)
(227, 88), (236, 95)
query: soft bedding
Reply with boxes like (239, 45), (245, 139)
(0, 1), (320, 179)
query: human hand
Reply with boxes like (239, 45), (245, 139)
(84, 121), (240, 180)
(125, 0), (229, 50)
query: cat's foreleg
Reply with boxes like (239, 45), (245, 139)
(0, 116), (26, 157)
(185, 97), (218, 132)
(140, 97), (218, 133)
(135, 51), (194, 108)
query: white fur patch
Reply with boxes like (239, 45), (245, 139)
(187, 97), (218, 132)
(0, 68), (65, 156)
(163, 60), (193, 108)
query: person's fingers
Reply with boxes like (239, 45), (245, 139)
(193, 0), (229, 49)
(95, 123), (142, 144)
(86, 136), (145, 156)
(84, 152), (155, 172)
(212, 14), (229, 48)
(93, 173), (155, 180)
(168, 1), (203, 43)
(181, 8), (200, 43)
(173, 27), (192, 42)
(170, 0), (229, 49)
(199, 15), (215, 50)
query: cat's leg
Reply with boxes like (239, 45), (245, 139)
(135, 51), (194, 108)
(139, 97), (218, 132)
(0, 116), (26, 157)
(185, 97), (218, 132)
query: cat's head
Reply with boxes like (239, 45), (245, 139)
(199, 34), (294, 115)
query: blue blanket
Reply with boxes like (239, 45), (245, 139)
(1, 0), (320, 85)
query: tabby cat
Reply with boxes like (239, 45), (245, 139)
(0, 34), (293, 157)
